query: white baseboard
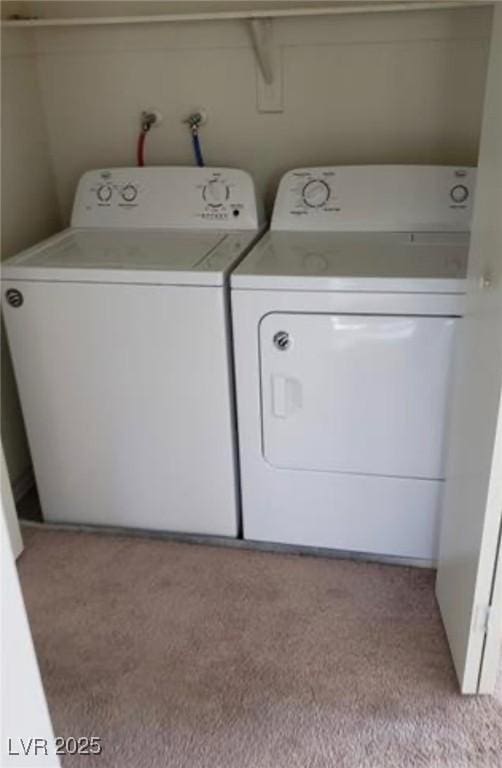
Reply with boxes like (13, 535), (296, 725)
(20, 518), (437, 569)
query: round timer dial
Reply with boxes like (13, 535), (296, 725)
(121, 184), (138, 202)
(97, 184), (113, 203)
(450, 184), (469, 204)
(302, 179), (331, 208)
(203, 179), (230, 207)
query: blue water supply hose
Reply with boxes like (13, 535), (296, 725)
(192, 131), (205, 167)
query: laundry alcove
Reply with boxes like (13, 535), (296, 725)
(1, 12), (501, 765)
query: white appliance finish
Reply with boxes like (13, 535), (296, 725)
(232, 166), (475, 562)
(72, 166), (261, 230)
(273, 164), (475, 231)
(2, 167), (263, 536)
(261, 313), (456, 479)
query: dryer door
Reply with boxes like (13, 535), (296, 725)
(260, 312), (456, 479)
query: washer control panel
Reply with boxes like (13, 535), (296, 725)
(271, 166), (476, 232)
(195, 171), (255, 223)
(72, 167), (263, 230)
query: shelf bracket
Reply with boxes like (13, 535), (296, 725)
(249, 18), (275, 84)
(248, 18), (283, 113)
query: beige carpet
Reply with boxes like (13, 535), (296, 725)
(18, 527), (502, 768)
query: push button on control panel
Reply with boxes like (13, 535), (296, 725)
(450, 184), (469, 204)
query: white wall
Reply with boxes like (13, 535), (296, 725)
(28, 5), (492, 220)
(1, 29), (61, 485)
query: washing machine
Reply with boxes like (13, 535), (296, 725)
(231, 166), (475, 562)
(2, 166), (263, 535)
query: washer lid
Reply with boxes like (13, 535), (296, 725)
(2, 228), (257, 286)
(231, 231), (469, 293)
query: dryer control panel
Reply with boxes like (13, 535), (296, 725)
(271, 166), (476, 232)
(71, 167), (263, 230)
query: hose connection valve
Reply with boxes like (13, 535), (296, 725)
(141, 110), (161, 133)
(183, 110), (207, 135)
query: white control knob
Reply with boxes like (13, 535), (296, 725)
(450, 184), (469, 204)
(97, 184), (113, 203)
(302, 179), (330, 208)
(203, 179), (229, 206)
(121, 184), (138, 203)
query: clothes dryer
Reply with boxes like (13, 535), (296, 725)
(231, 166), (475, 562)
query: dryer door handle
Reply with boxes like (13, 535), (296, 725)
(271, 375), (302, 418)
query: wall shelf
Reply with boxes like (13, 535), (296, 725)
(1, 1), (490, 114)
(1, 1), (489, 28)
